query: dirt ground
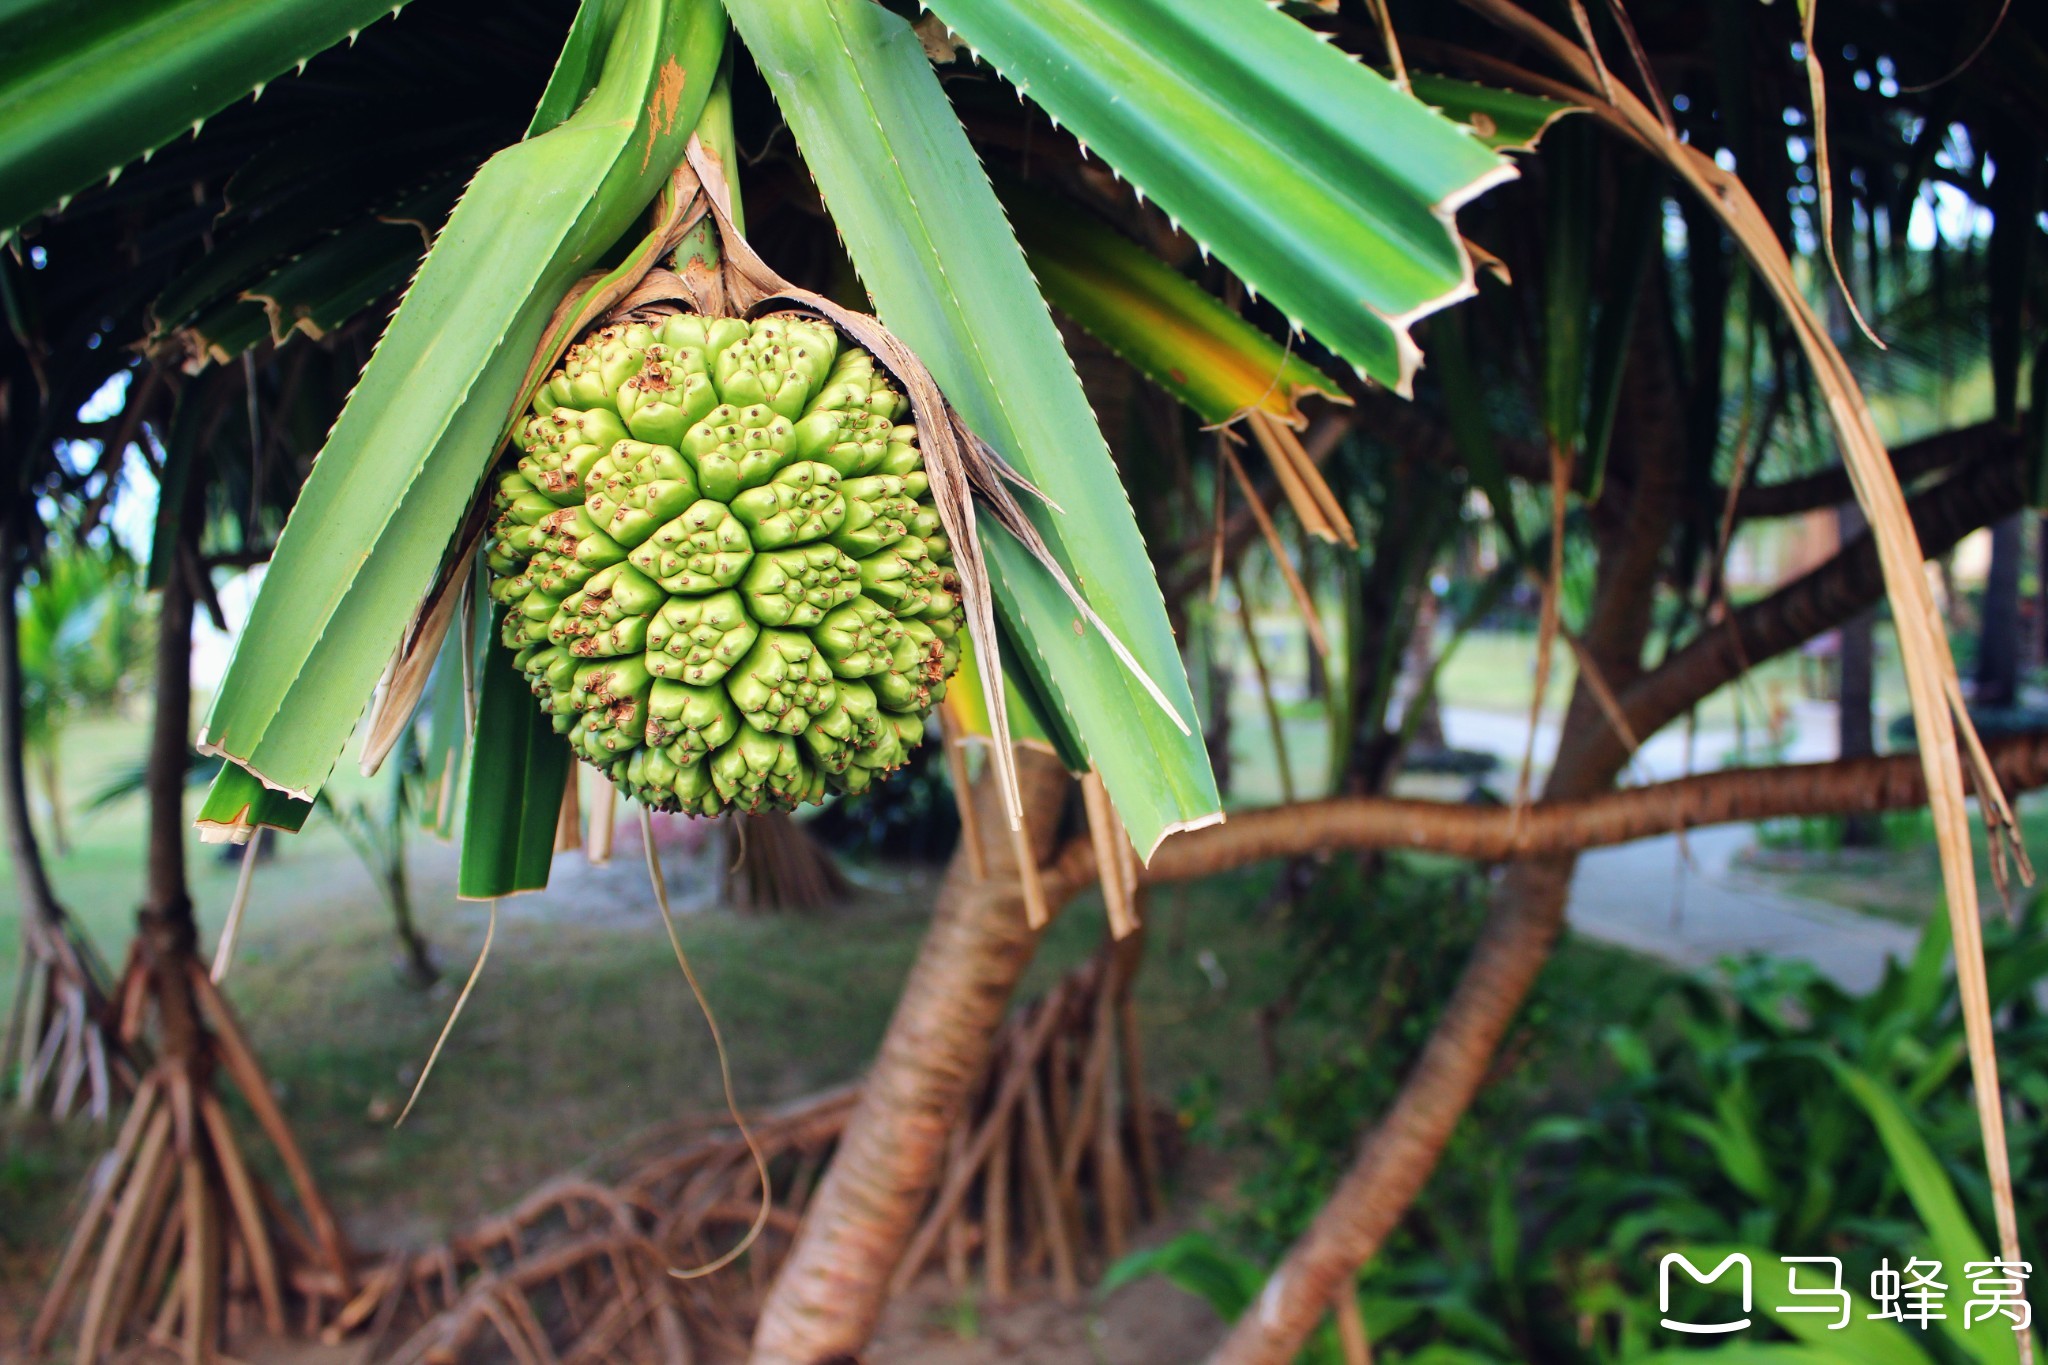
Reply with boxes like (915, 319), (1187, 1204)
(870, 1270), (1227, 1364)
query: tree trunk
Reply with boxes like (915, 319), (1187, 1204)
(1206, 855), (1576, 1363)
(750, 747), (1070, 1364)
(1204, 634), (1234, 799)
(1035, 730), (2048, 893)
(1976, 512), (2024, 708)
(0, 516), (65, 937)
(1402, 587), (1447, 754)
(1208, 669), (1635, 1364)
(2037, 513), (2048, 667)
(387, 859), (439, 989)
(0, 514), (118, 1115)
(1208, 259), (1689, 1362)
(1836, 504), (1879, 845)
(36, 529), (356, 1356)
(139, 547), (205, 1071)
(1591, 436), (2024, 796)
(722, 810), (851, 913)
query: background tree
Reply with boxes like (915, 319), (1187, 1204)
(15, 542), (147, 855)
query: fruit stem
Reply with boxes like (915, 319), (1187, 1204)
(674, 47), (743, 276)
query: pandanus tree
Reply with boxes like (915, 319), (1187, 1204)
(5, 0), (1518, 1353)
(4, 0), (2042, 1363)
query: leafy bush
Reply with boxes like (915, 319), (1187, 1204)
(1124, 866), (2048, 1363)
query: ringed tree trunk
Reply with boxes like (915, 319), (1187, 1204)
(2, 512), (126, 1119)
(750, 746), (1071, 1364)
(1202, 748), (1606, 1364)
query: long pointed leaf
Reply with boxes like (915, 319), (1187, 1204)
(458, 616), (570, 898)
(418, 572), (486, 841)
(1004, 188), (1345, 429)
(198, 0), (725, 800)
(1832, 1062), (2027, 1365)
(1408, 74), (1578, 152)
(0, 0), (414, 234)
(726, 0), (1217, 855)
(921, 0), (1513, 396)
(194, 762), (313, 843)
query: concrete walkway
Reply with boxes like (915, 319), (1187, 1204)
(1565, 827), (1919, 991)
(1438, 702), (1923, 992)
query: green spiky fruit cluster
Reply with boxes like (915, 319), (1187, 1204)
(485, 312), (964, 815)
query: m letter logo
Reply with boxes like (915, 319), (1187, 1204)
(1660, 1252), (1753, 1334)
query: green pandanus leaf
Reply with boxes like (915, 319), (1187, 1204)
(1541, 121), (1596, 466)
(1003, 187), (1346, 429)
(0, 0), (419, 235)
(460, 617), (572, 899)
(194, 762), (314, 845)
(1407, 74), (1578, 153)
(197, 0), (726, 804)
(726, 0), (1219, 855)
(183, 177), (467, 364)
(918, 0), (1513, 396)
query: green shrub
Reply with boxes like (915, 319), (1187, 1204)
(1123, 869), (2048, 1363)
